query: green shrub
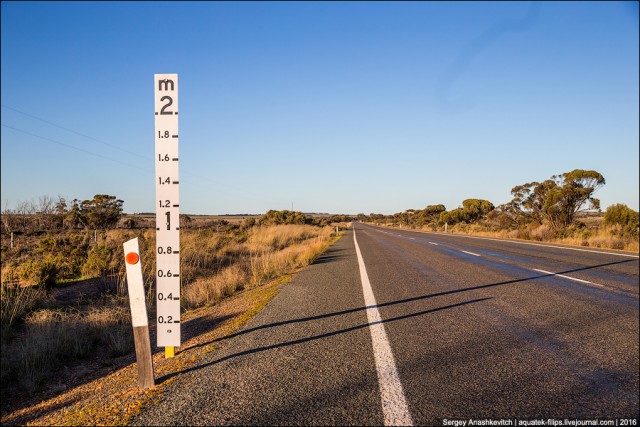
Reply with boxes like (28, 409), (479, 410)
(604, 204), (639, 237)
(259, 210), (309, 225)
(18, 255), (64, 287)
(83, 245), (114, 277)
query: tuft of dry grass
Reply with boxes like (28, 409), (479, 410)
(0, 282), (46, 341)
(1, 301), (132, 393)
(182, 264), (249, 308)
(247, 224), (318, 251)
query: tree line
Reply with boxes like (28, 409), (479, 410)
(0, 196), (355, 236)
(359, 169), (638, 238)
(2, 169), (637, 239)
(1, 194), (124, 234)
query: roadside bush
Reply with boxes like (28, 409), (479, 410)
(259, 210), (309, 225)
(241, 217), (256, 229)
(83, 245), (112, 277)
(33, 233), (92, 281)
(18, 255), (63, 287)
(604, 204), (639, 237)
(439, 208), (467, 225)
(82, 242), (121, 278)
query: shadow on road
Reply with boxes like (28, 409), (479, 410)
(311, 248), (348, 265)
(161, 258), (639, 385)
(188, 258), (637, 354)
(157, 296), (492, 384)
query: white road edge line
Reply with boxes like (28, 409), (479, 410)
(532, 268), (605, 287)
(461, 250), (481, 257)
(429, 242), (439, 246)
(353, 228), (413, 427)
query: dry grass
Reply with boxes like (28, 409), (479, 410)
(182, 225), (335, 309)
(555, 225), (639, 252)
(0, 269), (292, 426)
(412, 221), (639, 252)
(0, 283), (46, 341)
(0, 223), (339, 396)
(183, 265), (249, 308)
(247, 224), (319, 251)
(1, 298), (132, 393)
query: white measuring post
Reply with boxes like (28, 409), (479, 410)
(154, 73), (181, 356)
(123, 238), (155, 389)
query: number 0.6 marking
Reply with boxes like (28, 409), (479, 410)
(157, 269), (173, 277)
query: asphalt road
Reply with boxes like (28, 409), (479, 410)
(135, 223), (639, 425)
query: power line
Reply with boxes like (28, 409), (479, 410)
(1, 104), (147, 160)
(1, 105), (221, 186)
(2, 123), (151, 173)
(1, 105), (284, 204)
(0, 123), (266, 199)
(1, 105), (220, 187)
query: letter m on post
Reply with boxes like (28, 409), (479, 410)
(159, 79), (174, 91)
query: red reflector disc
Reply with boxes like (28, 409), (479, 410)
(126, 252), (139, 265)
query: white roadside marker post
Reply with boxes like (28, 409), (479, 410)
(154, 73), (181, 358)
(123, 238), (155, 389)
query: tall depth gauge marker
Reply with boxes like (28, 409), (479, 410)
(154, 74), (180, 353)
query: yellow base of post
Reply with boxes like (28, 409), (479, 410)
(165, 346), (175, 358)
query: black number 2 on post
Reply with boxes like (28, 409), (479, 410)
(160, 96), (173, 115)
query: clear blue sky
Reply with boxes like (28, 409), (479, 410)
(2, 1), (638, 215)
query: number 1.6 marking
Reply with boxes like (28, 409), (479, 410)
(158, 154), (178, 162)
